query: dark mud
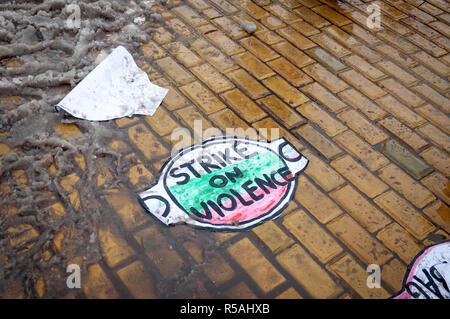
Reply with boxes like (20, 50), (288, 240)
(0, 0), (187, 298)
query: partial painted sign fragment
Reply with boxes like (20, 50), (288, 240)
(56, 46), (168, 121)
(139, 137), (309, 231)
(393, 240), (450, 299)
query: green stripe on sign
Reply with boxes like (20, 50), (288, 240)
(169, 151), (283, 212)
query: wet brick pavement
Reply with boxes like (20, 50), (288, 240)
(1, 0), (449, 299)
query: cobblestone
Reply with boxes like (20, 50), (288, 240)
(2, 0), (449, 299)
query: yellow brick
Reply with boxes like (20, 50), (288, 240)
(294, 7), (330, 28)
(266, 3), (301, 23)
(378, 163), (436, 208)
(260, 14), (286, 30)
(53, 123), (81, 139)
(309, 33), (350, 57)
(73, 153), (86, 172)
(272, 41), (314, 68)
(276, 288), (303, 299)
(209, 0), (238, 15)
(334, 130), (389, 171)
(114, 116), (139, 128)
(375, 60), (419, 86)
(143, 106), (179, 137)
(412, 51), (449, 77)
(239, 36), (279, 61)
(330, 184), (391, 233)
(206, 30), (244, 56)
(343, 55), (385, 83)
(183, 241), (234, 286)
(416, 104), (450, 134)
(378, 117), (429, 152)
(283, 209), (342, 263)
(416, 123), (450, 153)
(377, 223), (424, 264)
(251, 220), (293, 253)
(350, 45), (383, 63)
(190, 63), (234, 93)
(59, 173), (80, 211)
(180, 81), (226, 114)
(295, 124), (343, 160)
(140, 40), (165, 59)
(8, 223), (38, 247)
(128, 123), (169, 161)
(0, 142), (11, 155)
(208, 109), (249, 137)
(227, 238), (285, 293)
(252, 117), (305, 152)
(155, 56), (194, 85)
(212, 16), (247, 40)
(411, 65), (448, 93)
(104, 189), (149, 230)
(226, 68), (270, 100)
(301, 82), (348, 113)
(297, 101), (346, 137)
(234, 51), (275, 80)
(275, 27), (316, 50)
(327, 214), (392, 265)
(423, 229), (450, 246)
(377, 30), (419, 54)
(421, 172), (450, 205)
(340, 70), (386, 100)
(226, 282), (257, 299)
(174, 105), (219, 140)
(376, 95), (426, 128)
(323, 25), (360, 48)
(134, 226), (184, 279)
(303, 63), (348, 93)
(196, 46), (238, 73)
(375, 44), (416, 68)
(187, 0), (210, 11)
(267, 57), (312, 86)
(301, 148), (345, 192)
(235, 0), (268, 19)
(98, 222), (134, 268)
(46, 202), (66, 219)
(422, 201), (450, 233)
(379, 78), (424, 107)
(342, 23), (380, 46)
(95, 158), (113, 188)
(331, 155), (389, 198)
(382, 258), (407, 293)
(421, 146), (450, 176)
(346, 10), (384, 32)
(164, 42), (202, 67)
(412, 83), (449, 113)
(276, 244), (341, 298)
(116, 261), (157, 298)
(262, 75), (309, 107)
(374, 191), (435, 239)
(338, 89), (386, 121)
(83, 264), (119, 298)
(34, 274), (45, 298)
(173, 5), (208, 27)
(220, 88), (267, 123)
(153, 77), (189, 111)
(328, 254), (391, 299)
(294, 175), (343, 223)
(258, 95), (305, 129)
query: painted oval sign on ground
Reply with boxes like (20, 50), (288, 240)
(139, 136), (309, 231)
